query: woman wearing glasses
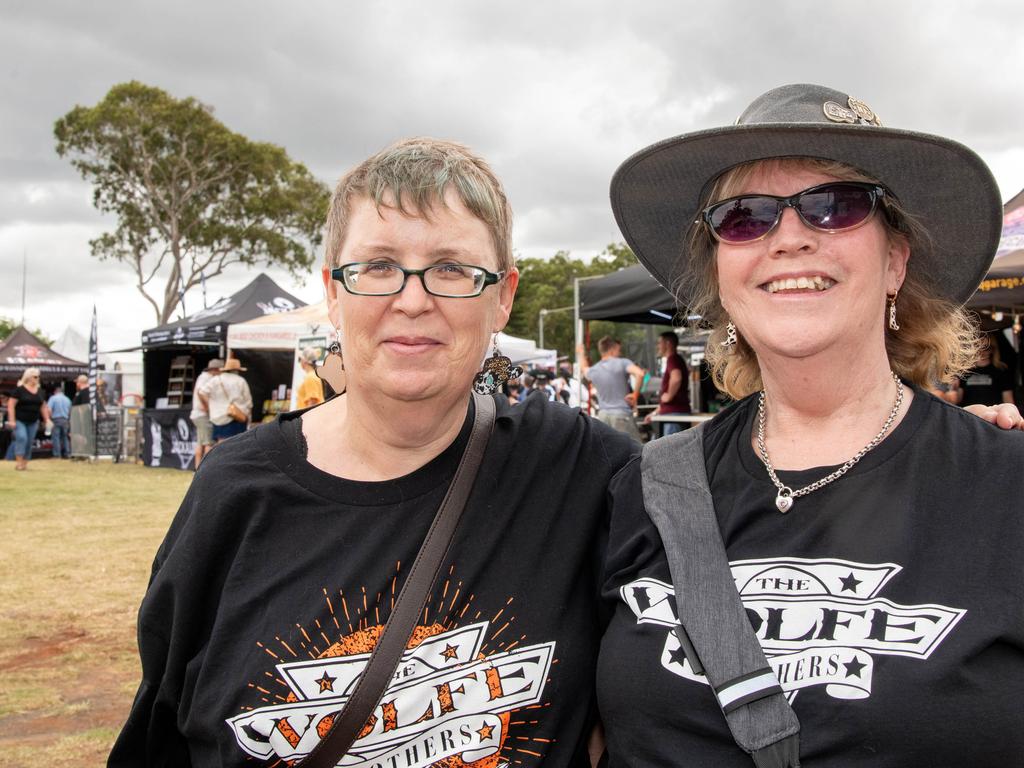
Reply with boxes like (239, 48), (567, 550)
(598, 84), (1024, 765)
(112, 139), (637, 766)
(5, 367), (51, 471)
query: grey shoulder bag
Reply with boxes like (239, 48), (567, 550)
(299, 392), (496, 768)
(640, 424), (801, 768)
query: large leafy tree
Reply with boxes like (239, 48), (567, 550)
(55, 81), (330, 324)
(506, 243), (660, 365)
(0, 317), (53, 346)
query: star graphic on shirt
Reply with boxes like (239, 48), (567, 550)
(843, 656), (867, 679)
(839, 573), (863, 593)
(476, 723), (495, 741)
(440, 643), (459, 662)
(668, 645), (688, 669)
(315, 671), (336, 693)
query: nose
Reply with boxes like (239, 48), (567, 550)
(390, 270), (433, 316)
(768, 206), (817, 256)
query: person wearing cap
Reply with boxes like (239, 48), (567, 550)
(197, 356), (251, 443)
(189, 358), (222, 468)
(598, 84), (1024, 765)
(296, 346), (325, 408)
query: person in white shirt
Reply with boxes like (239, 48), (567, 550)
(190, 359), (222, 467)
(198, 357), (252, 444)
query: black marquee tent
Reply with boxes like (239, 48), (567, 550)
(141, 273), (306, 409)
(578, 264), (678, 325)
(0, 326), (88, 382)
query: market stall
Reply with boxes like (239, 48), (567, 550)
(139, 273), (306, 467)
(1, 326), (89, 458)
(969, 188), (1024, 317)
(966, 188), (1024, 397)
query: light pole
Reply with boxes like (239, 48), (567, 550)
(573, 275), (602, 410)
(537, 305), (573, 351)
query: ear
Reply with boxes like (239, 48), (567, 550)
(492, 267), (519, 333)
(886, 236), (910, 295)
(323, 266), (343, 330)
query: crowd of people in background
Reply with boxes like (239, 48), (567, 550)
(495, 328), (1023, 445)
(2, 328), (1022, 468)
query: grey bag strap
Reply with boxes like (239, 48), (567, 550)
(641, 424), (801, 768)
(299, 392), (496, 768)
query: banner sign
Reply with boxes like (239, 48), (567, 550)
(142, 408), (196, 470)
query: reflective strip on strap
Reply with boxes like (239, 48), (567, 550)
(714, 669), (783, 714)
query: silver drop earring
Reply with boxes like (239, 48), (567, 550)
(721, 321), (738, 348)
(888, 292), (900, 331)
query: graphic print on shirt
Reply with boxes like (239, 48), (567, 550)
(226, 565), (556, 767)
(621, 557), (965, 702)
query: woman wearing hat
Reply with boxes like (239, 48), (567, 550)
(598, 84), (1024, 765)
(197, 356), (252, 442)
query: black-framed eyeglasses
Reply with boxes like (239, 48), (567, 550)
(331, 262), (505, 298)
(701, 182), (888, 244)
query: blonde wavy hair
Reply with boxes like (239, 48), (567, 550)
(17, 367), (42, 387)
(324, 137), (514, 272)
(679, 158), (980, 399)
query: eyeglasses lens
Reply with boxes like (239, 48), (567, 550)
(708, 184), (878, 243)
(798, 185), (875, 229)
(425, 264), (486, 296)
(345, 263), (404, 293)
(709, 198), (780, 242)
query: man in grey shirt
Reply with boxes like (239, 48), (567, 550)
(580, 336), (645, 440)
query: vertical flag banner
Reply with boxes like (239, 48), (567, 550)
(88, 305), (98, 421)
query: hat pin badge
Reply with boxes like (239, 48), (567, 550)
(823, 96), (882, 126)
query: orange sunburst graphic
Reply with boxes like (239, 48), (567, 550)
(228, 564), (559, 768)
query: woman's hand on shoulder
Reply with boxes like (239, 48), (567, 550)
(964, 402), (1024, 431)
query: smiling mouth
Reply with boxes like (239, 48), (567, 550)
(763, 276), (836, 294)
(383, 337), (441, 352)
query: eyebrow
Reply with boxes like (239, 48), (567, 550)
(347, 246), (483, 262)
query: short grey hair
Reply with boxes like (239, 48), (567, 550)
(324, 137), (514, 272)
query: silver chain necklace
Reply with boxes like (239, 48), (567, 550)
(756, 371), (904, 513)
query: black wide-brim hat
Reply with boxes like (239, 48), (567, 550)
(610, 83), (1003, 305)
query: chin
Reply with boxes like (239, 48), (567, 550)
(378, 372), (470, 403)
(750, 326), (841, 360)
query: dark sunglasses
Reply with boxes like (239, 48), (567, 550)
(702, 182), (888, 244)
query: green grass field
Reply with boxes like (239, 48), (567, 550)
(0, 459), (192, 766)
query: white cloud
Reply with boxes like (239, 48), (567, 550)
(1, 0), (1022, 346)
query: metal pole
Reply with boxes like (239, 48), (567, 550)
(573, 277), (601, 407)
(21, 250), (27, 326)
(538, 306), (573, 352)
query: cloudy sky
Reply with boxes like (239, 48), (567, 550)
(2, 0), (1022, 351)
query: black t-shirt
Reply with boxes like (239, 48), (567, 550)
(13, 386), (44, 423)
(959, 363), (1013, 407)
(73, 388), (90, 406)
(110, 394), (637, 768)
(598, 389), (1024, 767)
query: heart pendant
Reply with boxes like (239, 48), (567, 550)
(775, 494), (794, 513)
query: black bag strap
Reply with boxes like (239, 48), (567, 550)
(640, 424), (801, 768)
(299, 392), (496, 768)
